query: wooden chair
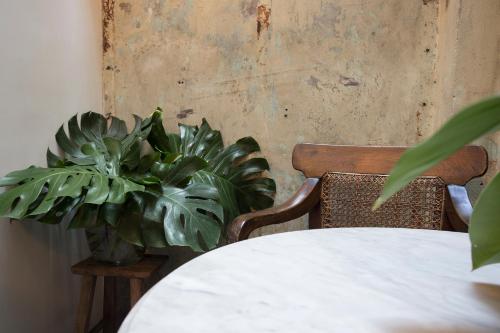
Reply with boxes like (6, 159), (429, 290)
(228, 144), (488, 242)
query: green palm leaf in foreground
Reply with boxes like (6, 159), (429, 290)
(374, 96), (500, 269)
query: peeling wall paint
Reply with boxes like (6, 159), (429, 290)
(103, 0), (441, 234)
(256, 4), (271, 39)
(102, 0), (115, 53)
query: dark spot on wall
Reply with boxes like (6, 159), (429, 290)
(425, 48), (430, 53)
(307, 76), (321, 90)
(422, 0), (435, 5)
(118, 2), (131, 14)
(421, 102), (427, 107)
(241, 0), (259, 18)
(102, 0), (115, 53)
(177, 80), (185, 85)
(105, 65), (119, 72)
(416, 110), (423, 137)
(339, 76), (359, 87)
(257, 5), (271, 39)
(177, 109), (194, 119)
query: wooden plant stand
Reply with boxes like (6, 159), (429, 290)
(71, 255), (168, 333)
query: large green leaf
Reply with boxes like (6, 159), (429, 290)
(0, 166), (144, 219)
(151, 156), (207, 186)
(147, 108), (181, 154)
(469, 173), (500, 269)
(36, 196), (83, 225)
(372, 96), (500, 270)
(191, 170), (240, 222)
(147, 110), (276, 224)
(62, 191), (166, 248)
(148, 109), (223, 159)
(116, 193), (168, 248)
(52, 112), (152, 173)
(199, 138), (275, 222)
(144, 184), (223, 251)
(374, 96), (500, 209)
(68, 203), (101, 229)
(192, 157), (276, 222)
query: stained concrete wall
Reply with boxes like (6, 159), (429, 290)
(434, 0), (500, 185)
(103, 0), (499, 235)
(0, 1), (102, 332)
(103, 0), (440, 234)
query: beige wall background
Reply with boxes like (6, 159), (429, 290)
(434, 0), (500, 183)
(104, 0), (439, 234)
(103, 0), (500, 235)
(0, 1), (102, 332)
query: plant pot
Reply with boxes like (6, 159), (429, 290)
(85, 225), (144, 266)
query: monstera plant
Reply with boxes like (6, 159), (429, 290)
(0, 109), (276, 265)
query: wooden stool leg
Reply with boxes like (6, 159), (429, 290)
(76, 275), (96, 333)
(103, 277), (118, 333)
(130, 278), (143, 308)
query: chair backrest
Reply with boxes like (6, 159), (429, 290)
(292, 144), (488, 230)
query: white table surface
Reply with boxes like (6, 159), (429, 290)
(119, 228), (500, 333)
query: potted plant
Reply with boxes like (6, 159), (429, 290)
(374, 96), (500, 270)
(0, 109), (276, 265)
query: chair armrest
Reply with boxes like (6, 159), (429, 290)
(445, 184), (473, 232)
(227, 178), (321, 243)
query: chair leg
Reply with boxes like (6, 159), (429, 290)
(130, 278), (143, 308)
(76, 275), (96, 333)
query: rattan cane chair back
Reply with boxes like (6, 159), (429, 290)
(292, 144), (488, 231)
(320, 172), (446, 230)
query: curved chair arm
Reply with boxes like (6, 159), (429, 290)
(227, 178), (321, 243)
(446, 185), (473, 232)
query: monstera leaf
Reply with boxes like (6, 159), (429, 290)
(145, 184), (223, 251)
(50, 111), (152, 173)
(191, 140), (276, 221)
(148, 109), (276, 223)
(116, 155), (223, 251)
(0, 165), (143, 219)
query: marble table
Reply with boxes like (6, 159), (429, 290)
(119, 228), (500, 333)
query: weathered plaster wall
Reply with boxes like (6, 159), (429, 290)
(103, 0), (440, 234)
(434, 0), (500, 187)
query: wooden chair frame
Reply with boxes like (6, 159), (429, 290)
(228, 144), (488, 242)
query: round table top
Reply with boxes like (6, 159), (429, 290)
(120, 228), (500, 333)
